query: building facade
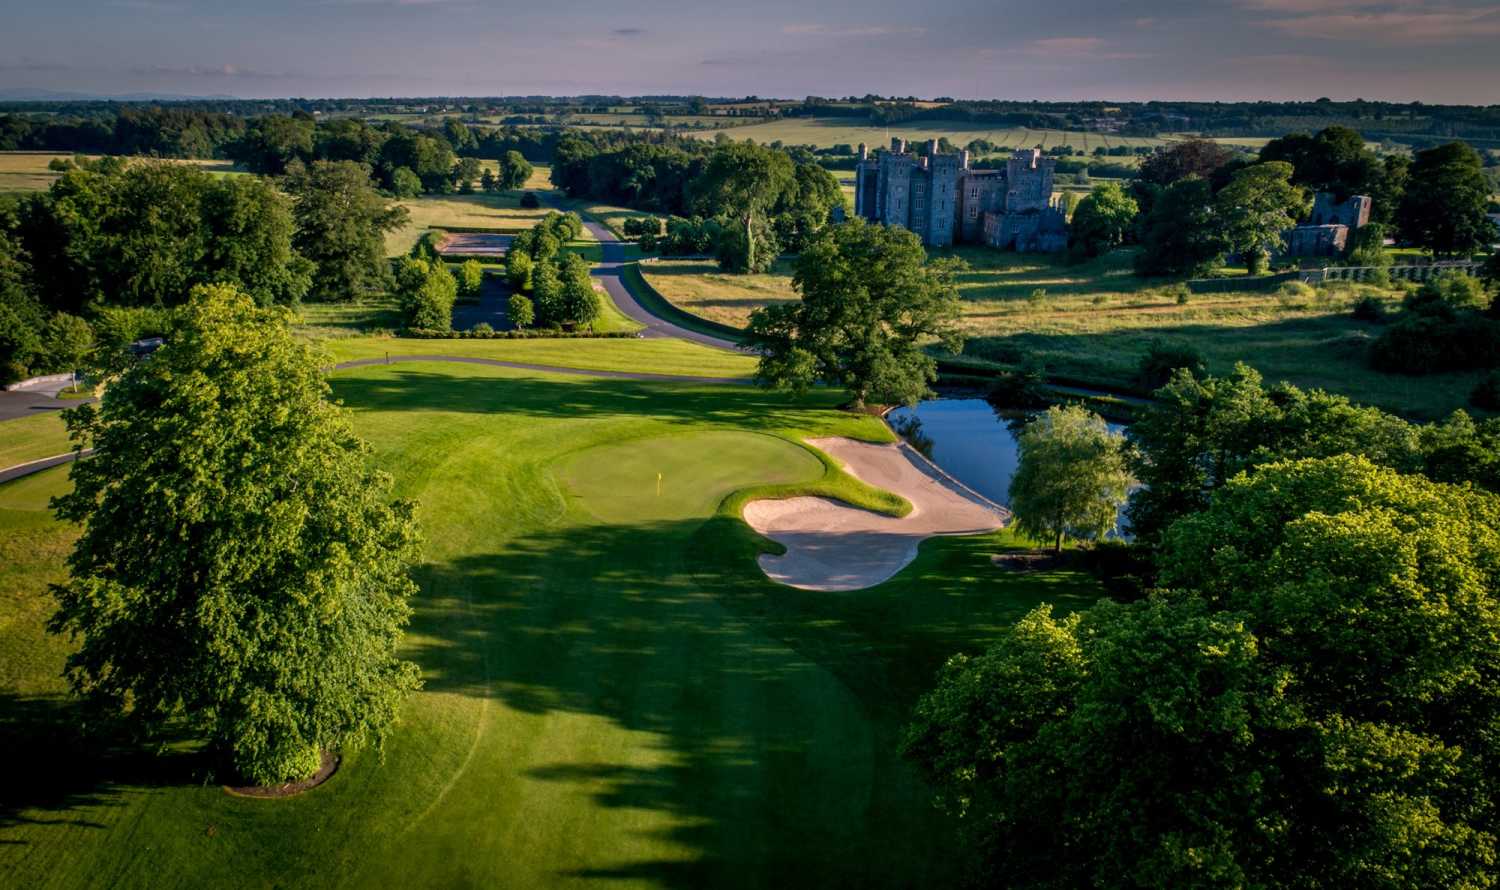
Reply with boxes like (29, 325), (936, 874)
(854, 138), (1067, 252)
(1284, 192), (1373, 258)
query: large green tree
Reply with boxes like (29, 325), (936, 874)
(746, 218), (961, 408)
(1067, 181), (1139, 259)
(690, 142), (796, 273)
(1007, 405), (1131, 551)
(1398, 142), (1495, 257)
(287, 160), (408, 302)
(907, 456), (1500, 888)
(1134, 178), (1225, 278)
(1214, 161), (1310, 274)
(50, 284), (422, 785)
(18, 158), (311, 312)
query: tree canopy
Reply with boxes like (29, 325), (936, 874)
(1007, 405), (1132, 551)
(907, 456), (1500, 889)
(746, 218), (961, 408)
(1066, 181), (1138, 260)
(286, 160), (407, 302)
(50, 284), (422, 785)
(1398, 142), (1496, 257)
(1213, 161), (1310, 274)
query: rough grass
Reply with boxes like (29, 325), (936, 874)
(385, 193), (555, 255)
(638, 259), (800, 329)
(0, 412), (74, 468)
(636, 247), (1483, 420)
(0, 360), (1104, 887)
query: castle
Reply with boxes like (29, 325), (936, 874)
(853, 138), (1068, 252)
(1284, 192), (1372, 258)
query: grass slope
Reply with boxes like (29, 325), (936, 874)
(0, 361), (1103, 888)
(0, 412), (74, 468)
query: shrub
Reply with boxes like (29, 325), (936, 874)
(1351, 295), (1386, 322)
(1371, 314), (1500, 374)
(470, 322), (494, 335)
(519, 191), (540, 209)
(1278, 280), (1316, 300)
(1471, 371), (1500, 411)
(507, 293), (534, 329)
(1137, 340), (1208, 391)
(987, 360), (1048, 410)
(458, 259), (484, 296)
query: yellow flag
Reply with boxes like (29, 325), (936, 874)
(656, 472), (662, 496)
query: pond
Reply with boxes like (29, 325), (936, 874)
(886, 398), (1130, 518)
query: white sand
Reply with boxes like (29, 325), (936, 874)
(742, 437), (1010, 591)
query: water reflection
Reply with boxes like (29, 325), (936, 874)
(887, 399), (1127, 510)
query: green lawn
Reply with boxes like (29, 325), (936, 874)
(318, 336), (755, 378)
(0, 412), (74, 468)
(0, 360), (1104, 887)
(0, 152), (242, 193)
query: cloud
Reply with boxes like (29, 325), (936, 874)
(1241, 1), (1500, 42)
(1022, 37), (1152, 60)
(129, 63), (287, 79)
(611, 28), (646, 36)
(782, 24), (927, 37)
(0, 58), (74, 72)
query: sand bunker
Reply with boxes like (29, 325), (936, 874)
(742, 437), (1010, 591)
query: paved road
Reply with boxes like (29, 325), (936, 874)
(580, 220), (742, 352)
(0, 389), (76, 422)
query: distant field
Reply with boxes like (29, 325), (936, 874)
(640, 247), (1486, 420)
(696, 117), (1173, 152)
(0, 152), (242, 193)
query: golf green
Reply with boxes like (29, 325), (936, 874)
(558, 431), (825, 523)
(0, 360), (1105, 888)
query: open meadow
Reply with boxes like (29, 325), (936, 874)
(0, 353), (1104, 888)
(639, 249), (1488, 420)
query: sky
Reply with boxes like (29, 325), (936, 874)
(1, 0), (1498, 104)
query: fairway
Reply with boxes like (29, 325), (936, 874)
(0, 360), (1104, 888)
(559, 431), (824, 523)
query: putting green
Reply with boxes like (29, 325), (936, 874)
(557, 431), (824, 523)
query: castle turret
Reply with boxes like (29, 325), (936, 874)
(928, 138), (939, 157)
(959, 149), (970, 169)
(891, 137), (906, 154)
(857, 142), (868, 161)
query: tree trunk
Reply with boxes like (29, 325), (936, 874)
(745, 212), (755, 272)
(1055, 529), (1064, 554)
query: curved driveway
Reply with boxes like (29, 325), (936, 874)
(581, 220), (739, 351)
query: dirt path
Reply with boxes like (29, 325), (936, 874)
(743, 437), (1010, 591)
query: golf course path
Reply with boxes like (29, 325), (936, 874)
(581, 219), (742, 351)
(744, 437), (1010, 591)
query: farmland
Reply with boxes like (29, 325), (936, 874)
(697, 117), (1173, 152)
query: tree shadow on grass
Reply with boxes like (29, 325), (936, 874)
(395, 499), (1105, 887)
(0, 691), (208, 844)
(329, 368), (845, 430)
